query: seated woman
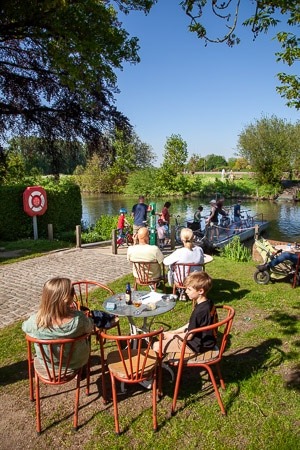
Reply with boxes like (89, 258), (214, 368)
(164, 227), (204, 287)
(22, 277), (93, 370)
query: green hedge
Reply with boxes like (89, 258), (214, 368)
(0, 179), (82, 241)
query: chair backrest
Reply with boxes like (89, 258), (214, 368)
(183, 305), (235, 358)
(172, 262), (205, 287)
(132, 261), (162, 284)
(72, 280), (114, 310)
(26, 333), (90, 384)
(100, 328), (163, 382)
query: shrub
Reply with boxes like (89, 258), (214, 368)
(220, 236), (252, 262)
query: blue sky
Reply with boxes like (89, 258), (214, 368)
(115, 1), (299, 167)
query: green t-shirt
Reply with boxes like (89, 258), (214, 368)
(22, 311), (93, 369)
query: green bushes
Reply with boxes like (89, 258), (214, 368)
(220, 236), (252, 262)
(0, 178), (81, 241)
(81, 214), (133, 243)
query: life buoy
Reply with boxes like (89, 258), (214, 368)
(28, 190), (46, 212)
(23, 186), (48, 216)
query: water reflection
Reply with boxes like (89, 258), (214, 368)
(81, 193), (300, 242)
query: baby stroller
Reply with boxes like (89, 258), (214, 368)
(253, 237), (298, 285)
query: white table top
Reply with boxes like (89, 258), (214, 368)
(275, 244), (300, 253)
(103, 291), (176, 318)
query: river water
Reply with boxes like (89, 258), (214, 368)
(81, 193), (300, 243)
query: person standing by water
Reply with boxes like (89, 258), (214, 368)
(160, 201), (171, 228)
(233, 199), (242, 224)
(160, 201), (172, 244)
(131, 195), (148, 244)
(206, 199), (219, 240)
(193, 205), (203, 230)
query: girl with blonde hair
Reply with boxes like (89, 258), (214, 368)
(22, 277), (93, 369)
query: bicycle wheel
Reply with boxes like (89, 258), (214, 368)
(126, 233), (134, 246)
(117, 237), (124, 248)
(175, 226), (185, 244)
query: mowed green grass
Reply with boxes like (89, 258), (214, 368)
(0, 255), (299, 449)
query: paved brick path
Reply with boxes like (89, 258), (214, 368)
(0, 246), (131, 329)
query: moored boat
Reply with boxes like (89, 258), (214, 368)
(192, 212), (269, 251)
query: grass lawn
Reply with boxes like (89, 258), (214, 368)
(0, 254), (299, 449)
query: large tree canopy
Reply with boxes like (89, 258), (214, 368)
(179, 0), (300, 109)
(0, 0), (153, 148)
(237, 115), (299, 184)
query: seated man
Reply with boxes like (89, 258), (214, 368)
(257, 251), (299, 271)
(127, 227), (164, 280)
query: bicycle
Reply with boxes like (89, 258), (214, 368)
(239, 210), (254, 229)
(117, 225), (134, 248)
(172, 215), (186, 244)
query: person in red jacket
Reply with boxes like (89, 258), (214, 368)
(117, 208), (130, 238)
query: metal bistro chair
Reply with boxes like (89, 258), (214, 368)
(171, 262), (205, 304)
(100, 328), (163, 435)
(72, 280), (121, 337)
(132, 261), (166, 292)
(25, 333), (91, 434)
(72, 280), (122, 401)
(167, 305), (235, 416)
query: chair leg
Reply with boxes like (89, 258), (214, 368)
(171, 362), (184, 415)
(73, 370), (81, 430)
(215, 362), (225, 390)
(100, 339), (107, 404)
(116, 321), (121, 336)
(85, 358), (90, 396)
(205, 365), (226, 415)
(35, 374), (41, 435)
(152, 374), (158, 431)
(110, 373), (120, 435)
(28, 359), (34, 402)
(292, 255), (300, 288)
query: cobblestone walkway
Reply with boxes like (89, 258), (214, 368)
(0, 246), (131, 329)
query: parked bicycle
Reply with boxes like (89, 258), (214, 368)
(117, 225), (134, 248)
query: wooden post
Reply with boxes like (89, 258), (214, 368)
(47, 224), (53, 241)
(170, 225), (175, 249)
(254, 224), (259, 240)
(76, 225), (81, 248)
(112, 229), (117, 254)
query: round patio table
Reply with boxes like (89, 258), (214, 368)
(103, 291), (176, 335)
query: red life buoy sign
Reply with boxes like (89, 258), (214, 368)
(23, 186), (48, 217)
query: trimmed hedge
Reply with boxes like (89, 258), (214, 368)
(0, 180), (82, 241)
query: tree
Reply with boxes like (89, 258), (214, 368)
(237, 115), (298, 184)
(161, 134), (188, 175)
(186, 153), (206, 172)
(7, 136), (86, 175)
(0, 0), (154, 173)
(179, 1), (300, 109)
(205, 154), (227, 170)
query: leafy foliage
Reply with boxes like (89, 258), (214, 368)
(81, 214), (133, 243)
(0, 0), (155, 169)
(179, 0), (300, 109)
(237, 115), (299, 184)
(0, 178), (81, 240)
(220, 236), (252, 262)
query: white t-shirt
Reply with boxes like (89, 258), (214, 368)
(164, 246), (204, 283)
